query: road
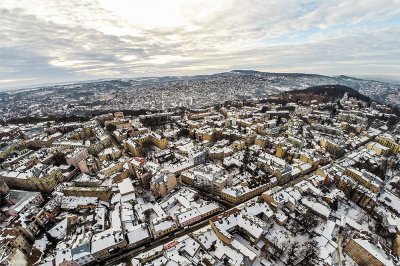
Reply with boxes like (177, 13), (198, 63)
(336, 232), (344, 266)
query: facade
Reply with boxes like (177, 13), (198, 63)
(220, 180), (277, 204)
(0, 168), (64, 193)
(63, 187), (112, 201)
(0, 177), (9, 195)
(151, 217), (179, 238)
(0, 243), (28, 266)
(66, 148), (89, 167)
(320, 138), (345, 158)
(151, 173), (177, 198)
(124, 139), (142, 156)
(376, 134), (399, 154)
(91, 228), (127, 261)
(345, 167), (382, 193)
(367, 142), (391, 156)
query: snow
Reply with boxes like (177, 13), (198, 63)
(61, 196), (98, 209)
(214, 241), (244, 266)
(197, 202), (219, 216)
(192, 226), (218, 250)
(153, 219), (177, 232)
(178, 237), (200, 257)
(126, 224), (150, 245)
(379, 189), (400, 214)
(177, 208), (201, 225)
(231, 239), (257, 261)
(91, 228), (125, 253)
(34, 235), (49, 252)
(48, 217), (68, 239)
(118, 178), (135, 196)
(121, 193), (136, 202)
(301, 198), (330, 218)
(353, 239), (394, 266)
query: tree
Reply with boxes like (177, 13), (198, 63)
(277, 116), (282, 126)
(286, 241), (301, 265)
(243, 145), (250, 169)
(298, 125), (303, 136)
(330, 198), (339, 212)
(106, 123), (117, 132)
(337, 100), (344, 109)
(301, 212), (318, 232)
(53, 152), (66, 166)
(331, 107), (337, 118)
(301, 240), (319, 264)
(223, 257), (230, 266)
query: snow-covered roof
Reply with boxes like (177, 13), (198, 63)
(353, 239), (394, 266)
(91, 228), (125, 253)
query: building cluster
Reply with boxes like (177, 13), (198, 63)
(0, 93), (399, 266)
(2, 71), (399, 123)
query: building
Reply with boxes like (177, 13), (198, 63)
(117, 178), (135, 196)
(5, 190), (44, 210)
(345, 167), (382, 193)
(220, 179), (277, 204)
(124, 139), (142, 156)
(126, 224), (151, 249)
(367, 142), (391, 156)
(320, 138), (345, 158)
(376, 134), (399, 154)
(91, 228), (127, 261)
(0, 242), (29, 266)
(105, 118), (132, 129)
(151, 217), (179, 238)
(66, 148), (89, 168)
(71, 233), (96, 266)
(0, 177), (9, 195)
(180, 164), (229, 193)
(177, 202), (220, 227)
(344, 239), (394, 266)
(151, 173), (177, 198)
(0, 167), (64, 193)
(63, 187), (112, 201)
(97, 147), (122, 161)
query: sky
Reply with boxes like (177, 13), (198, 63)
(1, 0), (400, 89)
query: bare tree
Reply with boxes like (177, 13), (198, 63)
(300, 212), (318, 233)
(286, 241), (301, 265)
(301, 240), (319, 265)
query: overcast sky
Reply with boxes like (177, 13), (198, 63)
(1, 0), (400, 89)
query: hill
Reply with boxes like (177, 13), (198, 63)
(293, 85), (371, 102)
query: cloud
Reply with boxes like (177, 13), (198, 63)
(0, 0), (400, 89)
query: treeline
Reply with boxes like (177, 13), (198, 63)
(0, 108), (174, 126)
(1, 114), (91, 125)
(294, 85), (371, 103)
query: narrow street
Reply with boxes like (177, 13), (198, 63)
(336, 232), (344, 266)
(103, 125), (127, 156)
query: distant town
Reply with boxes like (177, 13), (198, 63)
(1, 71), (400, 125)
(0, 84), (400, 266)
